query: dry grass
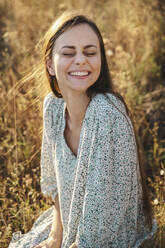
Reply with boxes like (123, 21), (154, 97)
(0, 0), (164, 247)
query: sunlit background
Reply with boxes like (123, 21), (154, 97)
(0, 0), (165, 247)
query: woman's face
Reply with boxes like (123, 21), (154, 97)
(47, 24), (101, 95)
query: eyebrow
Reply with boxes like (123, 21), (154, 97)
(61, 44), (98, 49)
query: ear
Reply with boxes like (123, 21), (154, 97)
(46, 59), (55, 76)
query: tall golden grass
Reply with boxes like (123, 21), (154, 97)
(0, 0), (164, 247)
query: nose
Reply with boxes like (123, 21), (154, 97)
(74, 52), (86, 66)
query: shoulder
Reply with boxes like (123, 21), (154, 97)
(42, 93), (64, 139)
(93, 93), (128, 121)
(93, 93), (134, 138)
(43, 92), (64, 116)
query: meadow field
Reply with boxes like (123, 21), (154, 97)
(0, 0), (165, 247)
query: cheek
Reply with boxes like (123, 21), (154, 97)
(92, 57), (101, 81)
(53, 59), (65, 78)
(93, 59), (101, 79)
(54, 57), (72, 76)
(90, 56), (101, 70)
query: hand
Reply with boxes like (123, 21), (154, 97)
(69, 243), (77, 248)
(34, 236), (61, 248)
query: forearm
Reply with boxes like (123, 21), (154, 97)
(49, 194), (63, 246)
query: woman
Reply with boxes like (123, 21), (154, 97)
(9, 11), (157, 248)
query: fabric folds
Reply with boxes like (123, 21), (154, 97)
(8, 92), (157, 248)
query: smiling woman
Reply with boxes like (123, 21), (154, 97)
(46, 24), (101, 99)
(8, 10), (157, 248)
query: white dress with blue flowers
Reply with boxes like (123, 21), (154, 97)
(9, 92), (157, 248)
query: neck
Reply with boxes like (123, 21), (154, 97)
(63, 92), (91, 128)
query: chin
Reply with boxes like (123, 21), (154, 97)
(68, 82), (93, 92)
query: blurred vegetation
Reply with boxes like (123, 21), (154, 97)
(0, 0), (165, 247)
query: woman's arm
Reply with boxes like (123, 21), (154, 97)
(49, 194), (63, 245)
(35, 194), (63, 248)
(35, 95), (63, 248)
(74, 112), (139, 247)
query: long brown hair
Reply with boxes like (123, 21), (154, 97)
(42, 10), (153, 229)
(42, 11), (113, 98)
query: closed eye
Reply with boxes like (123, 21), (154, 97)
(62, 52), (97, 57)
(62, 53), (75, 56)
(84, 52), (97, 56)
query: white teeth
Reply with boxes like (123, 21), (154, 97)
(69, 71), (89, 76)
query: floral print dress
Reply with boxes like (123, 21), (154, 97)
(9, 92), (157, 248)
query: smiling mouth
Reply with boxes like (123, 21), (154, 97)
(68, 71), (91, 78)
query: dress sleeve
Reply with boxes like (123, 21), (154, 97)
(75, 112), (140, 247)
(40, 94), (58, 201)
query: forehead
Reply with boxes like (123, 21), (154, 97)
(54, 24), (100, 50)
